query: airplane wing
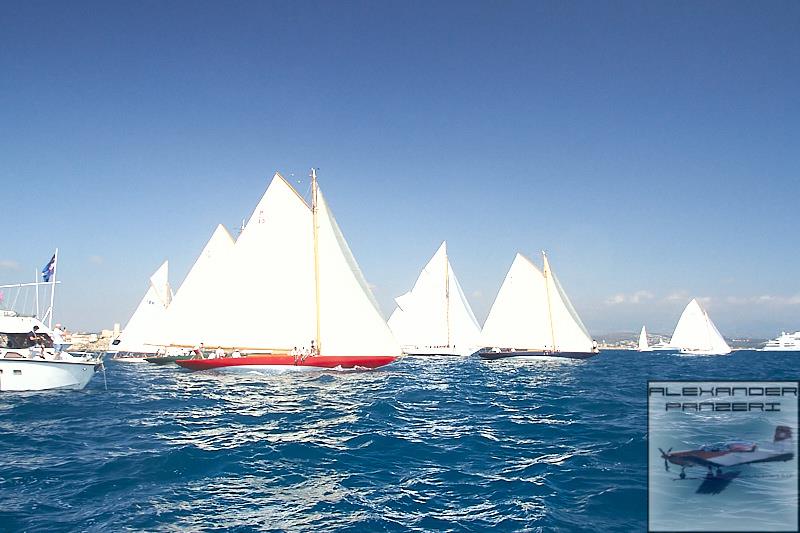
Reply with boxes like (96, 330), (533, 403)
(703, 449), (794, 468)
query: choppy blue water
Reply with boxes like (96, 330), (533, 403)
(1, 350), (798, 532)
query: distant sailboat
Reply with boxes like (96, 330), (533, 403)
(110, 261), (173, 361)
(388, 241), (481, 356)
(638, 325), (652, 352)
(670, 299), (731, 355)
(176, 170), (400, 371)
(478, 252), (598, 360)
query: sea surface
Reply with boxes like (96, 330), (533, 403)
(1, 350), (798, 532)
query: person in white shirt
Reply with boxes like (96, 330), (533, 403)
(215, 347), (225, 359)
(51, 324), (65, 353)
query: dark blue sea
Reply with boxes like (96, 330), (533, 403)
(1, 350), (798, 532)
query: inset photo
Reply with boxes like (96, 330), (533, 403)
(648, 381), (799, 532)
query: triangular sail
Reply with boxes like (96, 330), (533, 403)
(214, 173), (316, 349)
(542, 254), (594, 353)
(153, 224), (235, 346)
(446, 258), (482, 349)
(388, 241), (481, 350)
(638, 326), (652, 351)
(116, 261), (172, 353)
(316, 188), (401, 357)
(670, 299), (731, 354)
(481, 254), (552, 349)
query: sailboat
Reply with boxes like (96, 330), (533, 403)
(388, 241), (481, 356)
(109, 261), (173, 362)
(478, 252), (598, 360)
(175, 169), (400, 371)
(638, 325), (653, 352)
(669, 298), (731, 355)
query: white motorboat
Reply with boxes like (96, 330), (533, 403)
(0, 312), (102, 391)
(762, 331), (800, 351)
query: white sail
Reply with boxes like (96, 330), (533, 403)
(387, 241), (481, 354)
(153, 224), (235, 346)
(481, 253), (553, 349)
(542, 253), (594, 353)
(316, 187), (401, 357)
(670, 299), (731, 355)
(638, 325), (652, 351)
(115, 261), (173, 354)
(211, 173), (316, 349)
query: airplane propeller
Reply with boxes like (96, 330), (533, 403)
(659, 448), (672, 471)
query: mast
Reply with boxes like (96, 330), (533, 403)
(34, 269), (39, 318)
(445, 244), (450, 347)
(311, 169), (322, 353)
(542, 251), (557, 351)
(48, 248), (58, 329)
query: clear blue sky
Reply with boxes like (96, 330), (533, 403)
(1, 1), (798, 337)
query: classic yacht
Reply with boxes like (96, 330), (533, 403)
(762, 331), (800, 351)
(478, 251), (599, 360)
(669, 299), (731, 355)
(0, 311), (102, 391)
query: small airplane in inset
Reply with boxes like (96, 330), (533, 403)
(659, 425), (794, 484)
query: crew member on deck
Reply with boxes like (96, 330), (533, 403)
(27, 326), (44, 358)
(52, 324), (65, 353)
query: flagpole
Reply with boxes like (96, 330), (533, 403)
(35, 269), (40, 318)
(48, 248), (58, 329)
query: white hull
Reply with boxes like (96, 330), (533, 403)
(678, 348), (730, 356)
(402, 345), (477, 357)
(0, 357), (99, 391)
(761, 331), (800, 351)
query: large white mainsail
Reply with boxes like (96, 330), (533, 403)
(115, 261), (173, 354)
(670, 298), (731, 355)
(209, 173), (316, 350)
(480, 252), (595, 357)
(481, 253), (552, 350)
(388, 241), (481, 355)
(638, 325), (652, 352)
(153, 224), (235, 347)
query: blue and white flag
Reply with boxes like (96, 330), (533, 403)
(42, 254), (56, 282)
